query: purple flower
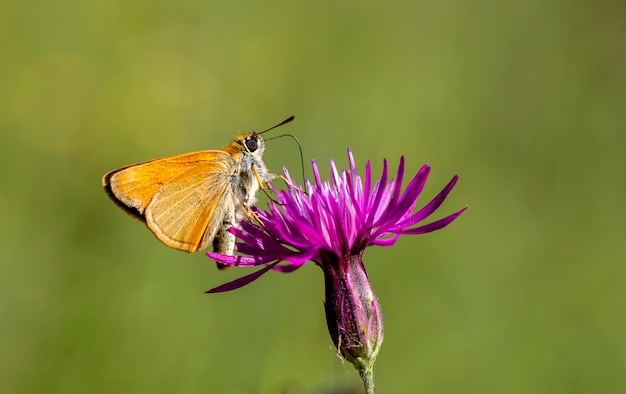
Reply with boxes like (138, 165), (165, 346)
(207, 149), (466, 392)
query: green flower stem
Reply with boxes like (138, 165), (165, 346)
(359, 364), (375, 394)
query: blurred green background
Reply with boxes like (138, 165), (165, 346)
(2, 0), (625, 393)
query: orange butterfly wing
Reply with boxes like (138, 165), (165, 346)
(103, 151), (235, 252)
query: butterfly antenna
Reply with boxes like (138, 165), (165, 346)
(257, 115), (295, 135)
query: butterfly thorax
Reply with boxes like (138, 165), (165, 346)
(223, 133), (275, 221)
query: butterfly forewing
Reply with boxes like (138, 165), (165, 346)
(145, 160), (234, 252)
(104, 151), (229, 216)
(103, 150), (236, 252)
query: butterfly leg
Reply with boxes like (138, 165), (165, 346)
(277, 174), (303, 191)
(250, 164), (305, 205)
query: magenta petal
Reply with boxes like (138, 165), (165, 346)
(394, 164), (430, 217)
(390, 156), (405, 205)
(400, 206), (467, 234)
(312, 160), (322, 185)
(365, 160), (389, 228)
(279, 251), (318, 265)
(370, 234), (400, 247)
(272, 263), (305, 273)
(364, 160), (372, 206)
(395, 175), (458, 229)
(205, 261), (280, 293)
(205, 252), (274, 267)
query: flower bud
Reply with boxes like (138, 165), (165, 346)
(320, 251), (384, 375)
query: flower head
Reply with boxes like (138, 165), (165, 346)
(207, 149), (466, 286)
(207, 149), (466, 392)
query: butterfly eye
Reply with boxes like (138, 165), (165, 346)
(245, 137), (258, 152)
